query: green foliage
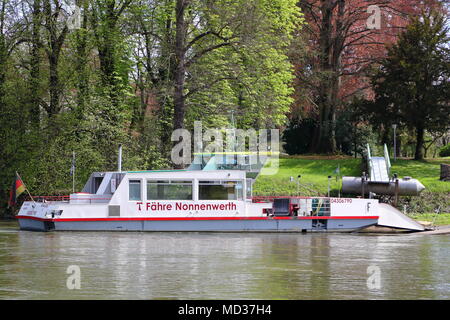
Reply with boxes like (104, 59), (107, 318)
(282, 117), (317, 154)
(283, 108), (377, 157)
(439, 144), (450, 157)
(400, 191), (450, 215)
(253, 156), (362, 196)
(0, 0), (302, 216)
(359, 10), (450, 159)
(390, 158), (450, 193)
(184, 0), (301, 129)
(407, 213), (450, 226)
(334, 108), (378, 158)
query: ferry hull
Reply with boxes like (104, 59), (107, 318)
(18, 217), (55, 232)
(15, 170), (425, 233)
(17, 216), (378, 233)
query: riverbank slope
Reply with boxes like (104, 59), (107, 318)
(253, 155), (450, 221)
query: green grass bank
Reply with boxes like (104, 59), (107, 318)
(253, 155), (450, 218)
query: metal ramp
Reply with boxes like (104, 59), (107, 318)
(367, 144), (391, 182)
(377, 203), (424, 231)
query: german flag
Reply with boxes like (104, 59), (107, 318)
(8, 173), (26, 208)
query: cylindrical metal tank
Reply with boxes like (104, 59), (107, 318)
(342, 176), (425, 196)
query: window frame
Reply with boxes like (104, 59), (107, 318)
(198, 180), (244, 201)
(128, 179), (142, 201)
(146, 179), (194, 201)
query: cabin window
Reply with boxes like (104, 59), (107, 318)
(246, 178), (253, 199)
(129, 180), (141, 201)
(198, 180), (243, 200)
(94, 177), (103, 194)
(147, 180), (193, 200)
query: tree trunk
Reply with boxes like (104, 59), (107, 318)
(173, 0), (188, 132)
(48, 53), (60, 116)
(414, 125), (425, 160)
(29, 0), (42, 126)
(396, 132), (401, 159)
(92, 1), (125, 108)
(0, 36), (6, 106)
(310, 0), (340, 154)
(75, 1), (89, 123)
(0, 0), (6, 96)
(171, 0), (189, 168)
(380, 126), (389, 146)
(43, 0), (68, 118)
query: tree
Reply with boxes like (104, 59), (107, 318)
(28, 0), (43, 126)
(282, 117), (317, 154)
(91, 0), (133, 105)
(0, 0), (7, 102)
(295, 0), (444, 154)
(73, 0), (90, 125)
(128, 0), (301, 159)
(184, 0), (300, 130)
(41, 0), (69, 118)
(365, 10), (450, 160)
(0, 0), (303, 215)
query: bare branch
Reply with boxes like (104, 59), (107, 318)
(185, 42), (233, 68)
(184, 76), (237, 99)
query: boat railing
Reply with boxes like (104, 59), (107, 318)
(23, 194), (112, 204)
(69, 198), (112, 204)
(24, 195), (70, 203)
(251, 196), (313, 203)
(251, 196), (331, 217)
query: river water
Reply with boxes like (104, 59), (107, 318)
(0, 220), (449, 300)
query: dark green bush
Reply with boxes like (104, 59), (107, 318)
(439, 144), (450, 157)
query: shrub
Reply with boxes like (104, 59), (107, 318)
(439, 144), (450, 157)
(282, 117), (317, 155)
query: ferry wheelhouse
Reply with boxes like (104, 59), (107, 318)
(16, 169), (424, 232)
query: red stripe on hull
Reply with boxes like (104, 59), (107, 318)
(16, 216), (53, 222)
(16, 215), (379, 222)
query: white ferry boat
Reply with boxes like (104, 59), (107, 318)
(16, 169), (424, 232)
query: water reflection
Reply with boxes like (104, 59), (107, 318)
(0, 221), (448, 299)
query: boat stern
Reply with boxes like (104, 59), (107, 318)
(16, 201), (58, 231)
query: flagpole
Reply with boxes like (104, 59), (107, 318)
(72, 151), (75, 193)
(16, 171), (36, 204)
(73, 165), (75, 193)
(338, 164), (340, 198)
(334, 164), (341, 198)
(338, 175), (341, 198)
